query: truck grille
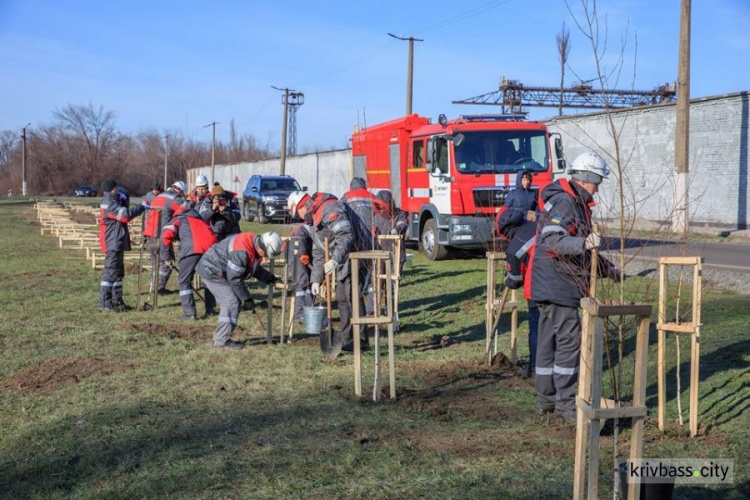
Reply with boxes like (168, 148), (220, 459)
(473, 187), (510, 208)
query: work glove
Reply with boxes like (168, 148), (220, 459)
(265, 275), (279, 285)
(311, 283), (321, 296)
(299, 254), (311, 266)
(141, 200), (150, 208)
(584, 232), (601, 250)
(525, 211), (537, 222)
(164, 260), (176, 269)
(242, 299), (256, 313)
(390, 228), (399, 235)
(324, 258), (339, 275)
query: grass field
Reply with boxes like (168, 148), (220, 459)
(0, 200), (747, 499)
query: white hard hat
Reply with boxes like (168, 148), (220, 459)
(569, 152), (610, 184)
(258, 231), (283, 259)
(287, 190), (310, 214)
(195, 175), (209, 187)
(172, 181), (188, 194)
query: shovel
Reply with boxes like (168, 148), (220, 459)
(320, 237), (343, 358)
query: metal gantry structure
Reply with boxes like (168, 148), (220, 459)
(453, 78), (677, 114)
(286, 91), (304, 156)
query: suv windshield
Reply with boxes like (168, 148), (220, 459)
(454, 131), (548, 174)
(260, 178), (301, 191)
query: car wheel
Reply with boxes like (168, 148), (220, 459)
(419, 218), (449, 261)
(243, 204), (254, 222)
(258, 204), (268, 224)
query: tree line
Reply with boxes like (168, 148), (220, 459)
(0, 103), (275, 197)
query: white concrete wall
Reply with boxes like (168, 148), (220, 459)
(188, 148), (353, 199)
(545, 92), (750, 229)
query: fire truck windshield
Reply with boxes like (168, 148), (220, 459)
(453, 131), (548, 174)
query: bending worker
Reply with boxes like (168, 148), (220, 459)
(196, 232), (282, 350)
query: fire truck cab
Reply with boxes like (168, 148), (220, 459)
(351, 113), (565, 260)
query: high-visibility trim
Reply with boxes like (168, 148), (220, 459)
(331, 220), (351, 232)
(542, 225), (567, 235)
(536, 366), (553, 375)
(554, 365), (578, 375)
(406, 168), (425, 173)
(295, 291), (307, 297)
(180, 289), (193, 296)
(112, 281), (123, 287)
(100, 281), (113, 287)
(164, 225), (177, 233)
(100, 204), (109, 209)
(515, 237), (535, 259)
(544, 201), (554, 212)
(367, 170), (390, 174)
(218, 315), (237, 326)
(506, 272), (523, 281)
(227, 261), (245, 273)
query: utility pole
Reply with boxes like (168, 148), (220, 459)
(163, 134), (170, 188)
(204, 121), (219, 183)
(272, 86), (304, 175)
(673, 0), (691, 234)
(21, 123), (30, 197)
(388, 33), (423, 115)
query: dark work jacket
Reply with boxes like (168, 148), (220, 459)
(162, 209), (218, 259)
(504, 219), (537, 292)
(99, 192), (146, 252)
(198, 191), (241, 241)
(528, 179), (617, 307)
(340, 187), (387, 251)
(144, 188), (190, 238)
(305, 193), (355, 285)
(197, 233), (276, 301)
(496, 170), (539, 240)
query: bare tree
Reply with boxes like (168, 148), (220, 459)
(556, 22), (571, 116)
(52, 103), (120, 181)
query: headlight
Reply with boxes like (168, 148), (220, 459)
(262, 195), (276, 203)
(451, 224), (472, 233)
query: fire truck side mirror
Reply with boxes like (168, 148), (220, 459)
(552, 134), (567, 172)
(426, 139), (435, 172)
(450, 133), (465, 148)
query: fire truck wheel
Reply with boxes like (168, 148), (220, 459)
(419, 218), (449, 261)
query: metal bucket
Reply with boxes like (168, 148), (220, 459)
(404, 253), (414, 268)
(303, 306), (327, 334)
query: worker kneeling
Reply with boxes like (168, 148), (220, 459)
(196, 231), (281, 350)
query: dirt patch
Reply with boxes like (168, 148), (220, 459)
(289, 334), (320, 347)
(398, 356), (526, 388)
(68, 212), (97, 225)
(126, 322), (211, 342)
(125, 262), (146, 273)
(408, 334), (461, 351)
(0, 357), (137, 394)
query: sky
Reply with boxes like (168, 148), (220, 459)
(1, 0), (749, 153)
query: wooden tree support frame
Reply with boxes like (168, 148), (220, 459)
(485, 252), (518, 365)
(657, 256), (703, 437)
(376, 234), (402, 330)
(574, 298), (652, 500)
(351, 250), (396, 401)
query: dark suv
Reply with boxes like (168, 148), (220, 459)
(242, 175), (303, 223)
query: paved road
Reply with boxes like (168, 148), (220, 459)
(603, 237), (750, 272)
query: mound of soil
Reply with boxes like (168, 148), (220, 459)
(0, 357), (137, 394)
(126, 322), (211, 342)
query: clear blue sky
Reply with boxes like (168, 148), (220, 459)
(1, 0), (748, 153)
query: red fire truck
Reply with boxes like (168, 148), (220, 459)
(351, 113), (566, 259)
